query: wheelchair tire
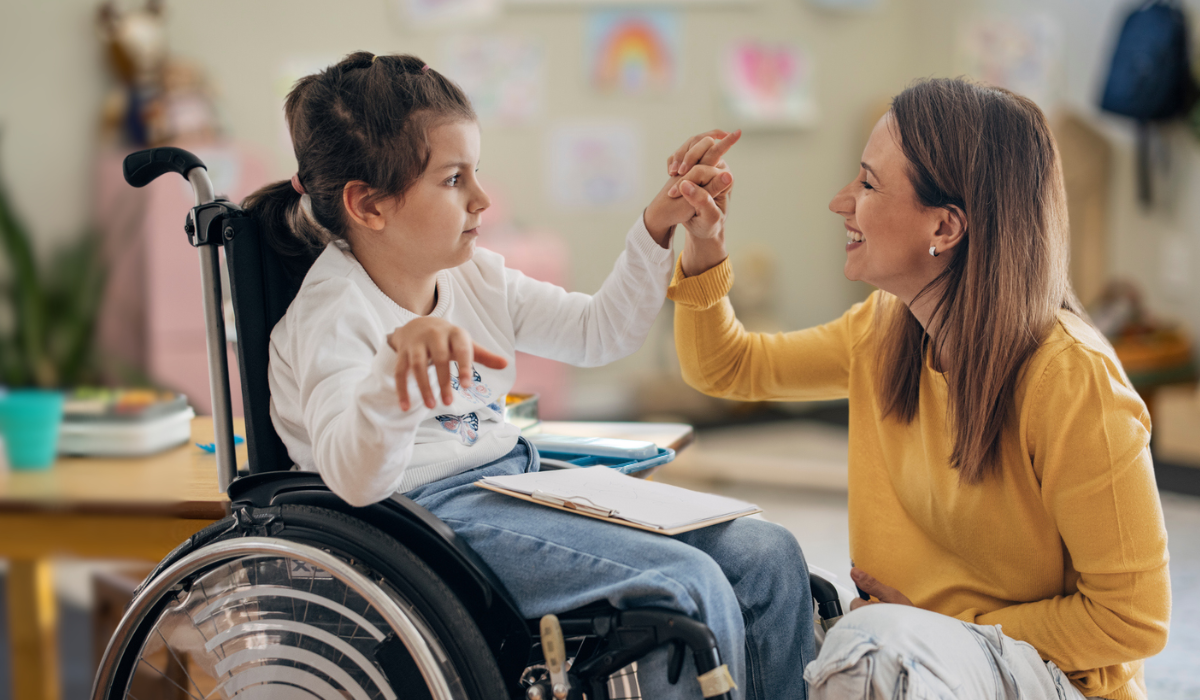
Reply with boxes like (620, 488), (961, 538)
(92, 504), (509, 700)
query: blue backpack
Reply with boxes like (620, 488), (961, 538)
(1100, 0), (1197, 203)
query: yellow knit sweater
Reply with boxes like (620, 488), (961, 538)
(669, 258), (1170, 700)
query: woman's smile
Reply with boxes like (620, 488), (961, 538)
(845, 224), (865, 250)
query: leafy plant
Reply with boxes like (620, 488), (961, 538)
(0, 142), (107, 388)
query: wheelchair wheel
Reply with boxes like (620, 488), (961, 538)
(92, 505), (508, 700)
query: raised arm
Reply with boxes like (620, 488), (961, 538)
(506, 217), (673, 367)
(671, 267), (877, 402)
(509, 129), (741, 367)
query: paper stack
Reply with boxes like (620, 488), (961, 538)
(479, 466), (760, 535)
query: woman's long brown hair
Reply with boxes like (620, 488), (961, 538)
(878, 78), (1083, 484)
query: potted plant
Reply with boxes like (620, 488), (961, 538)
(0, 140), (106, 469)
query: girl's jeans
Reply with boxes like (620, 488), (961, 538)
(804, 604), (1088, 700)
(407, 439), (817, 700)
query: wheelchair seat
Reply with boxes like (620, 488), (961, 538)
(92, 148), (758, 700)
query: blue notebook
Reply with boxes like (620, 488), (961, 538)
(536, 447), (675, 475)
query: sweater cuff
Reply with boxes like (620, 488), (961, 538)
(629, 213), (676, 266)
(667, 256), (733, 310)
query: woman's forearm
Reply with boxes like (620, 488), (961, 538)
(681, 231), (728, 278)
(668, 261), (863, 402)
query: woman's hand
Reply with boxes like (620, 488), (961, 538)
(388, 317), (508, 411)
(848, 567), (914, 611)
(643, 130), (742, 245)
(666, 129), (740, 178)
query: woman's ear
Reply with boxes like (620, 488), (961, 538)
(342, 181), (387, 231)
(932, 205), (967, 253)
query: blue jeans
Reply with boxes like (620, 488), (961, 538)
(407, 439), (816, 700)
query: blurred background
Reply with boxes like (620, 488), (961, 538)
(2, 0), (1200, 697)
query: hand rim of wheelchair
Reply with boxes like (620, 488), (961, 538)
(92, 535), (470, 699)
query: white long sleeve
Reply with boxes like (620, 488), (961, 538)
(269, 215), (673, 505)
(507, 219), (674, 366)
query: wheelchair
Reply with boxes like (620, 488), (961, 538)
(91, 147), (846, 700)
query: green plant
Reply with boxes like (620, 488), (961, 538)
(0, 146), (107, 388)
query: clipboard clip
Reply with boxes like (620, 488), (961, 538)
(532, 490), (617, 518)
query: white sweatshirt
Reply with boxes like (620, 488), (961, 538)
(268, 216), (673, 507)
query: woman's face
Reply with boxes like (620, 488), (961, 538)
(828, 113), (947, 303)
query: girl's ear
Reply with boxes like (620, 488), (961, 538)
(932, 204), (966, 253)
(343, 181), (387, 231)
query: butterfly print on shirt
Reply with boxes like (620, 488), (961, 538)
(450, 367), (495, 404)
(436, 412), (480, 445)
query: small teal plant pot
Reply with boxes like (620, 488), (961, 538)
(0, 388), (66, 470)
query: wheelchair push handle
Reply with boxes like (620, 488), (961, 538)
(122, 147), (206, 188)
(121, 146), (236, 495)
(123, 147), (216, 210)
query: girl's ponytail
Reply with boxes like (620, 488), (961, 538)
(242, 180), (331, 272)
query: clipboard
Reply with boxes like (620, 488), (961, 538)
(477, 468), (762, 536)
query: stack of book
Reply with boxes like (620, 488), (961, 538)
(59, 389), (194, 457)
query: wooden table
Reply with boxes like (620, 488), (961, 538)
(0, 417), (692, 700)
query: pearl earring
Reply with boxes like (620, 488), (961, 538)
(929, 246), (939, 257)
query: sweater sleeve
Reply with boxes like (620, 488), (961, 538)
(288, 280), (433, 507)
(506, 215), (673, 367)
(669, 256), (870, 401)
(973, 344), (1170, 697)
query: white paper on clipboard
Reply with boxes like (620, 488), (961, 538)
(479, 467), (759, 532)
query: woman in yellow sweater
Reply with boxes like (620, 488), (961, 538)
(664, 78), (1170, 699)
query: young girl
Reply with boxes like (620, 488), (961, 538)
(246, 52), (816, 699)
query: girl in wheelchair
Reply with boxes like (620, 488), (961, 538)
(245, 52), (816, 699)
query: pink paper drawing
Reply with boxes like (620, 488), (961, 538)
(721, 41), (817, 128)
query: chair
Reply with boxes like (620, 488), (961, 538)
(92, 147), (813, 700)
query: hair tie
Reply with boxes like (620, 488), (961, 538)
(421, 64), (431, 72)
(291, 173), (306, 195)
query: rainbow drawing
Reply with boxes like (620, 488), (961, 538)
(587, 11), (679, 95)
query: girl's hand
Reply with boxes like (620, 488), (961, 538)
(848, 567), (914, 611)
(388, 317), (508, 411)
(667, 129), (741, 178)
(644, 130), (742, 243)
(644, 164), (735, 242)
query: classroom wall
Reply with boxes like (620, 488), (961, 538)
(3, 0), (1197, 417)
(950, 0), (1200, 358)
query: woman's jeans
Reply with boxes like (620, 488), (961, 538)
(804, 604), (1087, 700)
(407, 439), (817, 700)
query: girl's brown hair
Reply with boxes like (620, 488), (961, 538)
(878, 78), (1082, 484)
(243, 52), (475, 260)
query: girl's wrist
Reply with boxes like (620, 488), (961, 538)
(642, 208), (676, 248)
(681, 232), (727, 278)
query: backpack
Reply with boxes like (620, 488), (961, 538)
(1099, 0), (1197, 204)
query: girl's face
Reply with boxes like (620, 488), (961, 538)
(381, 120), (490, 275)
(827, 113), (947, 304)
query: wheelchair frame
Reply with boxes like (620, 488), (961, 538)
(94, 147), (798, 700)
